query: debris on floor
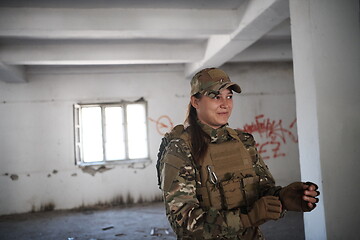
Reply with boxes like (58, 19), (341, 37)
(150, 227), (170, 236)
(102, 226), (114, 231)
(115, 233), (126, 237)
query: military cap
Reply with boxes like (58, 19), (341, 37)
(190, 68), (241, 98)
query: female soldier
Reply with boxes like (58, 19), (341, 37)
(157, 68), (319, 240)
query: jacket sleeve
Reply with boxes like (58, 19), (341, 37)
(160, 139), (253, 239)
(255, 153), (282, 197)
(239, 132), (282, 197)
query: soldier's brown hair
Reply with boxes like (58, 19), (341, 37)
(185, 93), (210, 164)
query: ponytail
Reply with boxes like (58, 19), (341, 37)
(185, 94), (209, 164)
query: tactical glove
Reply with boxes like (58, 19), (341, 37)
(241, 196), (282, 228)
(279, 182), (319, 212)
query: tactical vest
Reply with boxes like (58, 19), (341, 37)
(196, 132), (259, 211)
(157, 125), (260, 211)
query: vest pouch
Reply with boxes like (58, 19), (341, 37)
(205, 182), (222, 210)
(220, 178), (245, 209)
(242, 176), (260, 207)
(197, 186), (211, 209)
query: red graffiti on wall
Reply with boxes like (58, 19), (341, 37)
(149, 115), (174, 136)
(239, 114), (298, 160)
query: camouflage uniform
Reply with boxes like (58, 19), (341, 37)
(158, 122), (282, 240)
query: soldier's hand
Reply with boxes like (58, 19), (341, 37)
(241, 196), (282, 227)
(279, 182), (320, 212)
(303, 182), (320, 209)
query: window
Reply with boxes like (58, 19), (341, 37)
(74, 100), (149, 165)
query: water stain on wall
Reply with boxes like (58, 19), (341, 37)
(74, 194), (163, 211)
(80, 165), (113, 176)
(31, 202), (56, 213)
(10, 174), (19, 181)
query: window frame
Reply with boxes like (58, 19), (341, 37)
(73, 100), (149, 166)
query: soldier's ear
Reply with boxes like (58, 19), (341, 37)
(190, 95), (199, 109)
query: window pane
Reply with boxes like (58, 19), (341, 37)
(105, 106), (125, 160)
(126, 103), (148, 159)
(82, 107), (103, 162)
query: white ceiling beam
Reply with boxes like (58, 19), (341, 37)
(184, 0), (290, 77)
(0, 0), (246, 10)
(230, 39), (292, 62)
(0, 40), (205, 65)
(0, 62), (26, 83)
(0, 7), (238, 39)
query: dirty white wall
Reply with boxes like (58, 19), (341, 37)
(0, 62), (299, 215)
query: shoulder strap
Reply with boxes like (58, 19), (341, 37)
(156, 124), (186, 189)
(226, 127), (241, 141)
(233, 128), (256, 148)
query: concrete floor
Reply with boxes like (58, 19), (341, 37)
(0, 202), (304, 240)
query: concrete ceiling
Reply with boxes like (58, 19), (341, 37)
(0, 0), (291, 83)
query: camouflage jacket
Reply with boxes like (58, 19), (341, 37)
(158, 123), (282, 240)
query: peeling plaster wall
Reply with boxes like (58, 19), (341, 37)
(0, 62), (299, 215)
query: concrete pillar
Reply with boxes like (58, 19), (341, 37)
(290, 0), (360, 239)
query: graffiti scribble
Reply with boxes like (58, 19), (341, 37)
(239, 114), (298, 160)
(149, 115), (174, 136)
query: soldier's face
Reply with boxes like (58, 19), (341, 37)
(191, 88), (233, 129)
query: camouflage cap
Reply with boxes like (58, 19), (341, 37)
(190, 68), (241, 98)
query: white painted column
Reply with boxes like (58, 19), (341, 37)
(290, 0), (360, 239)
